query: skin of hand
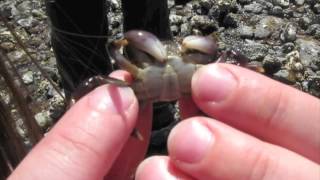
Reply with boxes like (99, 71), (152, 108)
(135, 64), (320, 180)
(8, 70), (153, 180)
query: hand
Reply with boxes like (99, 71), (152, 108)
(136, 64), (320, 180)
(8, 71), (153, 180)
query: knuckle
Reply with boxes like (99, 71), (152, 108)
(247, 142), (278, 180)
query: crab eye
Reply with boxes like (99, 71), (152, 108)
(124, 30), (167, 62)
(182, 35), (217, 56)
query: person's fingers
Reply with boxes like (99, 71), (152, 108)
(104, 70), (153, 179)
(192, 63), (320, 163)
(168, 117), (320, 180)
(135, 156), (194, 180)
(9, 73), (139, 180)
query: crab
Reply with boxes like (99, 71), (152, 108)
(104, 30), (263, 103)
(72, 30), (264, 102)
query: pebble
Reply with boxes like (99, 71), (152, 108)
(299, 16), (313, 29)
(296, 39), (320, 69)
(180, 23), (192, 36)
(280, 23), (297, 42)
(244, 2), (263, 14)
(294, 0), (305, 5)
(190, 15), (218, 33)
(35, 111), (52, 129)
(313, 3), (320, 14)
(273, 69), (296, 84)
(282, 42), (295, 53)
(306, 24), (320, 39)
(0, 42), (15, 51)
(238, 25), (254, 38)
(272, 0), (290, 8)
(22, 71), (34, 85)
(308, 76), (320, 97)
(169, 14), (183, 25)
(270, 6), (284, 17)
(263, 55), (282, 74)
(223, 13), (239, 28)
(254, 16), (283, 39)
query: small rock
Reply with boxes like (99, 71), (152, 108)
(299, 16), (313, 29)
(190, 15), (218, 33)
(169, 14), (183, 25)
(263, 55), (282, 74)
(282, 42), (295, 53)
(17, 16), (33, 27)
(306, 24), (320, 39)
(238, 25), (254, 38)
(223, 13), (239, 28)
(313, 4), (320, 14)
(170, 25), (179, 36)
(180, 23), (191, 36)
(273, 69), (296, 84)
(238, 0), (252, 5)
(293, 62), (304, 71)
(22, 71), (34, 84)
(254, 16), (283, 39)
(270, 6), (283, 17)
(244, 2), (263, 14)
(272, 0), (290, 8)
(294, 0), (305, 5)
(35, 111), (52, 129)
(296, 39), (320, 68)
(280, 23), (297, 42)
(308, 76), (320, 97)
(0, 42), (15, 51)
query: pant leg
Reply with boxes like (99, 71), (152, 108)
(45, 0), (112, 98)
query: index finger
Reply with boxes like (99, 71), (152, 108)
(191, 64), (320, 163)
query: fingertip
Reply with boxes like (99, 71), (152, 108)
(135, 156), (193, 180)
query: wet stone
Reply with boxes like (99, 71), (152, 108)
(0, 42), (15, 51)
(306, 24), (320, 39)
(270, 6), (284, 17)
(299, 16), (313, 29)
(244, 2), (263, 14)
(180, 23), (192, 36)
(294, 0), (305, 5)
(282, 42), (295, 53)
(296, 39), (320, 68)
(169, 14), (183, 25)
(280, 23), (297, 42)
(273, 0), (290, 8)
(238, 25), (254, 38)
(313, 4), (320, 14)
(22, 71), (34, 85)
(238, 0), (252, 4)
(308, 76), (320, 97)
(223, 13), (239, 28)
(35, 111), (52, 129)
(273, 69), (296, 84)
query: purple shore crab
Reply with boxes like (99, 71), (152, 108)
(72, 30), (263, 103)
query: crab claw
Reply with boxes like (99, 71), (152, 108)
(181, 35), (218, 64)
(124, 30), (167, 62)
(181, 35), (218, 56)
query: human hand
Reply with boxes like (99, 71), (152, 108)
(8, 71), (153, 180)
(136, 63), (320, 180)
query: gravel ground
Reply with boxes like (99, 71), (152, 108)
(0, 0), (319, 146)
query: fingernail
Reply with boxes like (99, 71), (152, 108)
(170, 121), (214, 163)
(88, 85), (135, 113)
(193, 65), (237, 102)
